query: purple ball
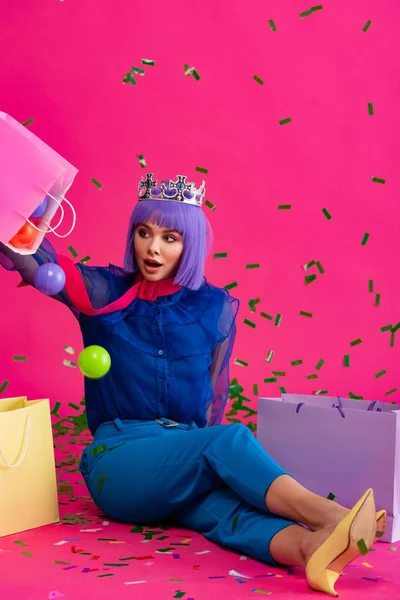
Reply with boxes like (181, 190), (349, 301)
(34, 263), (66, 296)
(30, 197), (48, 218)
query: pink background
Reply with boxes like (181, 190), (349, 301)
(1, 0), (400, 425)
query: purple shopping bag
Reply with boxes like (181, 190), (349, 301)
(257, 394), (400, 542)
(0, 112), (78, 254)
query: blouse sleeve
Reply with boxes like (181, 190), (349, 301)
(206, 291), (239, 426)
(0, 239), (128, 319)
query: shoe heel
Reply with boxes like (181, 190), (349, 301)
(309, 568), (340, 597)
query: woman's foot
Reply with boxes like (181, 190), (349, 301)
(304, 489), (376, 596)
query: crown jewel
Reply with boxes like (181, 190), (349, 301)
(138, 173), (206, 207)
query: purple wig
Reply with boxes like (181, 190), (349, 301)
(124, 200), (214, 290)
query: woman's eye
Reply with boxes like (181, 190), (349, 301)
(138, 229), (149, 238)
(165, 236), (176, 243)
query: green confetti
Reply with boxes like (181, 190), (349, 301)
(253, 591), (272, 595)
(173, 593), (186, 599)
(368, 103), (374, 116)
(214, 252), (228, 258)
(253, 384), (259, 395)
(21, 551), (33, 557)
(63, 359), (77, 368)
(232, 514), (240, 532)
(372, 176), (385, 184)
(305, 274), (317, 284)
(357, 538), (369, 556)
(104, 563), (129, 567)
(315, 359), (325, 370)
(79, 255), (91, 264)
(316, 261), (325, 274)
(315, 390), (328, 395)
(390, 332), (396, 347)
(142, 58), (155, 66)
(368, 280), (374, 293)
(300, 5), (323, 18)
(390, 546), (397, 551)
(268, 19), (277, 31)
(14, 540), (28, 546)
(13, 356), (27, 362)
(63, 345), (75, 355)
(122, 72), (136, 85)
(51, 401), (61, 416)
(291, 360), (303, 367)
(274, 314), (282, 327)
(306, 374), (318, 379)
(204, 199), (216, 211)
(248, 298), (261, 312)
(130, 526), (144, 533)
(234, 359), (248, 367)
(97, 574), (115, 578)
(327, 492), (336, 501)
(138, 154), (146, 168)
(349, 391), (364, 400)
(68, 403), (80, 411)
(246, 263), (260, 269)
(265, 350), (274, 363)
(0, 380), (9, 393)
(119, 556), (136, 561)
(350, 338), (362, 347)
(244, 319), (256, 329)
(253, 75), (264, 85)
(272, 371), (286, 377)
(375, 293), (381, 306)
(361, 233), (370, 246)
(264, 378), (278, 383)
(386, 388), (397, 395)
(300, 311), (312, 318)
(322, 207), (332, 220)
(91, 178), (103, 190)
(261, 312), (273, 320)
(196, 166), (208, 174)
(131, 67), (145, 75)
(279, 386), (287, 394)
(22, 118), (35, 127)
(380, 324), (392, 332)
(362, 20), (372, 32)
(375, 370), (387, 378)
(304, 260), (316, 270)
(224, 281), (238, 290)
(279, 117), (292, 125)
(68, 245), (78, 258)
(97, 473), (106, 491)
(278, 204), (291, 210)
(344, 355), (350, 367)
(192, 69), (201, 81)
(184, 64), (192, 76)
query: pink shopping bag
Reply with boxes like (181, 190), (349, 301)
(257, 394), (400, 542)
(0, 112), (78, 254)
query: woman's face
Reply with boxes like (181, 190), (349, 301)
(134, 221), (184, 282)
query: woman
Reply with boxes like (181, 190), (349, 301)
(0, 173), (384, 596)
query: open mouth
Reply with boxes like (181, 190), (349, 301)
(144, 259), (162, 269)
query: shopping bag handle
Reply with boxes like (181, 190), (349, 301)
(0, 414), (31, 468)
(26, 188), (76, 238)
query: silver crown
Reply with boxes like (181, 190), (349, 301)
(138, 173), (206, 207)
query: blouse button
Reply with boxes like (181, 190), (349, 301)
(159, 373), (165, 379)
(158, 350), (164, 355)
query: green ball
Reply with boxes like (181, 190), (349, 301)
(78, 345), (111, 379)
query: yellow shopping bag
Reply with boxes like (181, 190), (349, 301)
(0, 397), (59, 537)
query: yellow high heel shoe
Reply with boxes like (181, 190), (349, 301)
(306, 488), (376, 597)
(375, 509), (387, 541)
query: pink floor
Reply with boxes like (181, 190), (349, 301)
(1, 431), (400, 600)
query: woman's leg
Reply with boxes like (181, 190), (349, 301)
(265, 474), (349, 530)
(175, 484), (344, 568)
(80, 420), (348, 530)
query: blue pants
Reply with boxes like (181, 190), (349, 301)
(79, 418), (297, 566)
